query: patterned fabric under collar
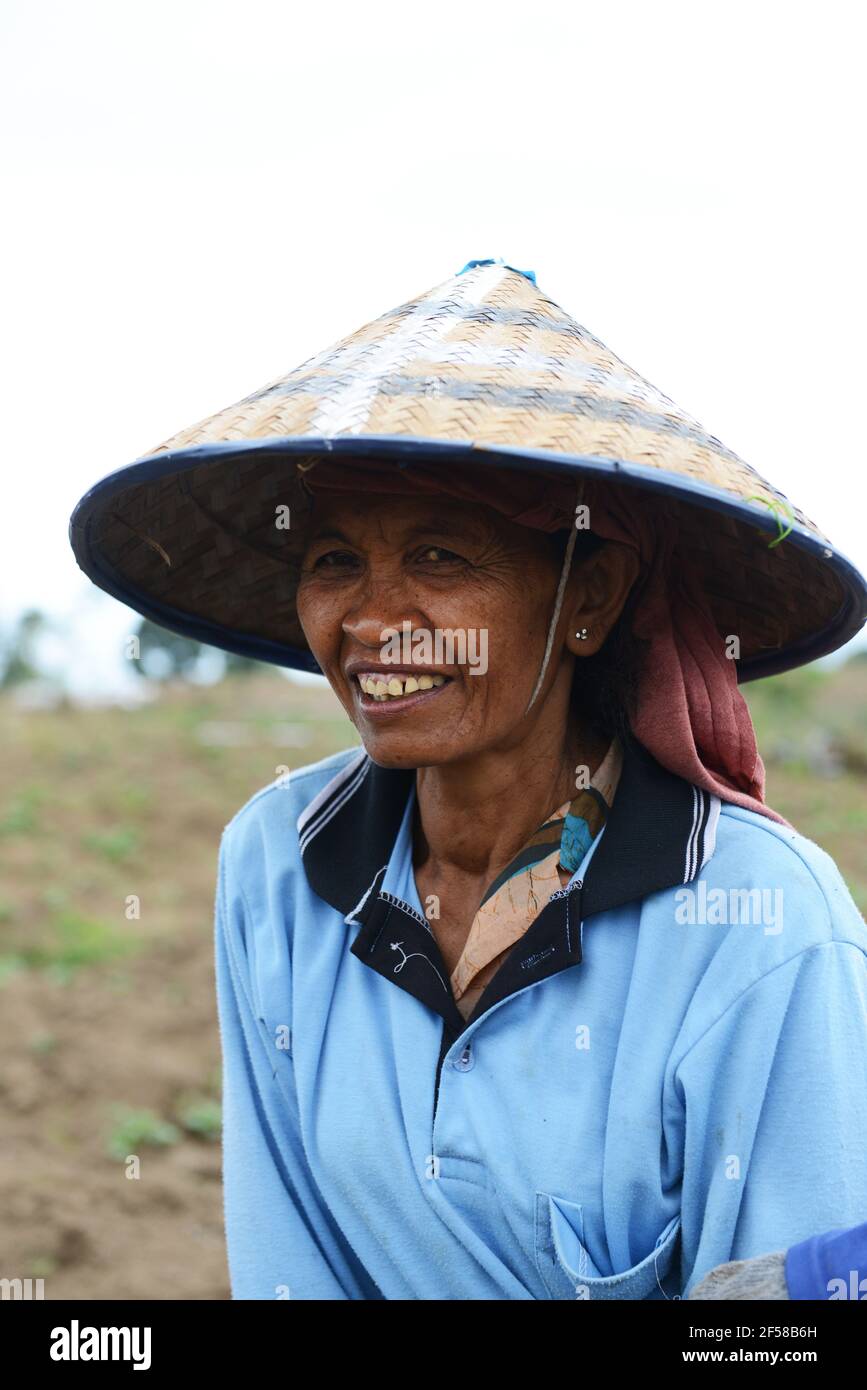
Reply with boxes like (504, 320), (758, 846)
(450, 738), (623, 1019)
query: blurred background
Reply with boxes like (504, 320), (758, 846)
(1, 0), (864, 1299)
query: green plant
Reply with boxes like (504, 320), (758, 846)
(175, 1093), (222, 1141)
(0, 786), (44, 836)
(106, 1106), (182, 1161)
(83, 827), (139, 863)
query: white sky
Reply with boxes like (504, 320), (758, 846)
(2, 0), (865, 694)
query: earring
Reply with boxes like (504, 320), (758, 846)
(576, 628), (589, 640)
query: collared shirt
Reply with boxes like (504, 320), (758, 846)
(434, 737), (623, 1020)
(215, 739), (867, 1300)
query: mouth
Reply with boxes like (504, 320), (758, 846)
(350, 669), (454, 713)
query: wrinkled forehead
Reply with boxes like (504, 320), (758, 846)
(304, 488), (554, 554)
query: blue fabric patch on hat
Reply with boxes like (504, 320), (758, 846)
(456, 257), (537, 285)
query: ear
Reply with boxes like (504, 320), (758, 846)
(564, 542), (641, 656)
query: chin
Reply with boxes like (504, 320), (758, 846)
(359, 731), (459, 770)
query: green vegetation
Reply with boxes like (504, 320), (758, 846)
(0, 786), (44, 836)
(106, 1105), (183, 1160)
(175, 1093), (222, 1141)
(0, 910), (137, 984)
(83, 827), (139, 863)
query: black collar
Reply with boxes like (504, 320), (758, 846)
(298, 735), (720, 924)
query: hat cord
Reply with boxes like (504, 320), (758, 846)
(524, 522), (579, 714)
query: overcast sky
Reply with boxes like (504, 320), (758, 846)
(2, 0), (865, 694)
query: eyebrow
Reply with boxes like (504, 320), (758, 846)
(306, 527), (353, 545)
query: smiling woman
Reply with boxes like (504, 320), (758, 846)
(69, 260), (867, 1300)
(294, 485), (634, 784)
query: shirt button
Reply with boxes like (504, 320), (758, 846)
(452, 1042), (475, 1072)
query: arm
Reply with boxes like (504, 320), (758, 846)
(676, 939), (867, 1297)
(215, 833), (378, 1300)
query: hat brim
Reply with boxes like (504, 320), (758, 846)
(69, 434), (867, 681)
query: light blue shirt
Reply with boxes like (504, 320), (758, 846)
(214, 743), (867, 1299)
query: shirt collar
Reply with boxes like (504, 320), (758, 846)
(297, 735), (721, 923)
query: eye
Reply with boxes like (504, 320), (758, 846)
(414, 544), (465, 565)
(309, 549), (360, 572)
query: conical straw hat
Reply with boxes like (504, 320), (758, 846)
(69, 258), (866, 677)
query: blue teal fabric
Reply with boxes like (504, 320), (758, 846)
(560, 810), (597, 872)
(785, 1220), (867, 1300)
(215, 747), (867, 1300)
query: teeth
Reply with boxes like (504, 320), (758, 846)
(358, 673), (447, 700)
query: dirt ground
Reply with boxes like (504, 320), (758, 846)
(0, 673), (355, 1299)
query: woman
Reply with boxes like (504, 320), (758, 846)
(70, 259), (867, 1299)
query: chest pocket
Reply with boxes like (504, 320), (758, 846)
(535, 1192), (682, 1300)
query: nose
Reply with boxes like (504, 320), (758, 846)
(340, 567), (426, 652)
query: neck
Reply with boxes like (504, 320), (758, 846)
(412, 675), (610, 883)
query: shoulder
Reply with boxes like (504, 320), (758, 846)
(661, 799), (867, 1058)
(214, 747), (366, 977)
(707, 801), (867, 954)
(655, 800), (867, 1067)
(218, 744), (366, 878)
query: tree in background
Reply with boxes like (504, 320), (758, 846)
(131, 618), (262, 682)
(0, 609), (50, 688)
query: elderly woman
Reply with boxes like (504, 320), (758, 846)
(70, 259), (867, 1300)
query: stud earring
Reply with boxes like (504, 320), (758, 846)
(576, 628), (589, 640)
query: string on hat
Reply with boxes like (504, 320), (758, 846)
(524, 489), (585, 714)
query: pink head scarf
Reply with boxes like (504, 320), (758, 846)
(300, 456), (787, 826)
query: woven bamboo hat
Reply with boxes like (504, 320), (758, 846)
(70, 258), (866, 678)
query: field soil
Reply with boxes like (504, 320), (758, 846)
(1, 673), (355, 1299)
